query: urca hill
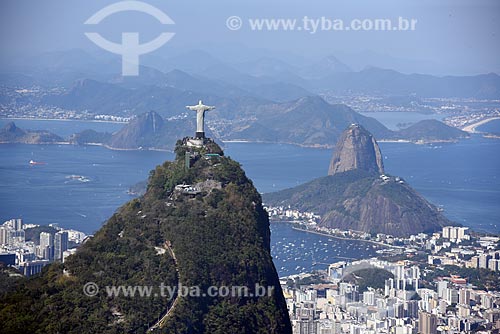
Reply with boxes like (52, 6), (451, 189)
(264, 124), (452, 237)
(0, 138), (292, 334)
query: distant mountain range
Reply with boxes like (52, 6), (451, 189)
(2, 49), (499, 101)
(264, 125), (452, 237)
(1, 101), (469, 150)
(220, 96), (468, 147)
(307, 68), (500, 99)
(1, 49), (497, 151)
(222, 96), (392, 146)
(66, 104), (471, 149)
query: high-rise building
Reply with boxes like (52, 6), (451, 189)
(18, 260), (50, 277)
(385, 278), (395, 297)
(457, 227), (469, 240)
(0, 226), (11, 245)
(394, 302), (405, 319)
(442, 226), (469, 242)
(405, 300), (419, 318)
(437, 281), (448, 299)
(459, 288), (471, 305)
(8, 230), (25, 244)
(54, 231), (68, 261)
(479, 254), (492, 269)
(418, 311), (437, 334)
(4, 218), (23, 231)
(488, 259), (500, 272)
(446, 288), (458, 305)
(442, 226), (451, 239)
(39, 232), (54, 260)
(13, 218), (23, 231)
(468, 256), (479, 269)
(363, 290), (376, 306)
(458, 304), (471, 318)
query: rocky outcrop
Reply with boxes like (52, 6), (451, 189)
(107, 111), (165, 149)
(320, 174), (449, 236)
(0, 122), (63, 144)
(395, 119), (469, 142)
(328, 124), (384, 175)
(106, 111), (212, 150)
(264, 170), (451, 237)
(264, 125), (452, 237)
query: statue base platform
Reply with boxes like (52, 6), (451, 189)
(195, 132), (205, 139)
(186, 138), (204, 148)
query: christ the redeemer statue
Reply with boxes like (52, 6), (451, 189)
(186, 100), (215, 139)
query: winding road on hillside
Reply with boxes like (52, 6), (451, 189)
(148, 241), (180, 332)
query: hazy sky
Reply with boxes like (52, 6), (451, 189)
(1, 0), (499, 75)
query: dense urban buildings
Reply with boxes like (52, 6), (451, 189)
(0, 218), (86, 276)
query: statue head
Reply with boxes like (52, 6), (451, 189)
(199, 100), (203, 105)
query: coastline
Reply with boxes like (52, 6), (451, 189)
(274, 222), (404, 249)
(484, 134), (500, 139)
(2, 118), (474, 149)
(462, 117), (500, 133)
(222, 139), (335, 149)
(378, 139), (411, 143)
(0, 141), (173, 153)
(0, 117), (128, 124)
(223, 137), (467, 148)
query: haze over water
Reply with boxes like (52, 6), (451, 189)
(1, 117), (499, 275)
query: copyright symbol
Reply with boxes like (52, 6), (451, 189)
(83, 282), (99, 297)
(226, 16), (242, 31)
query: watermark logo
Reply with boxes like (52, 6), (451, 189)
(83, 281), (100, 297)
(226, 16), (417, 33)
(84, 1), (175, 76)
(226, 16), (243, 31)
(82, 281), (274, 299)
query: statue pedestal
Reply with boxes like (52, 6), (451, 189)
(186, 138), (204, 148)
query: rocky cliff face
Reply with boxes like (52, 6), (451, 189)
(328, 124), (384, 175)
(107, 110), (165, 149)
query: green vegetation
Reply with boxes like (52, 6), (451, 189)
(0, 266), (24, 297)
(24, 225), (59, 244)
(424, 265), (500, 291)
(343, 268), (394, 292)
(264, 169), (375, 213)
(0, 122), (63, 144)
(69, 129), (112, 145)
(264, 169), (449, 237)
(286, 272), (330, 288)
(396, 119), (469, 142)
(0, 139), (291, 334)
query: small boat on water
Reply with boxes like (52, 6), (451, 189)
(65, 175), (91, 183)
(29, 160), (46, 165)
